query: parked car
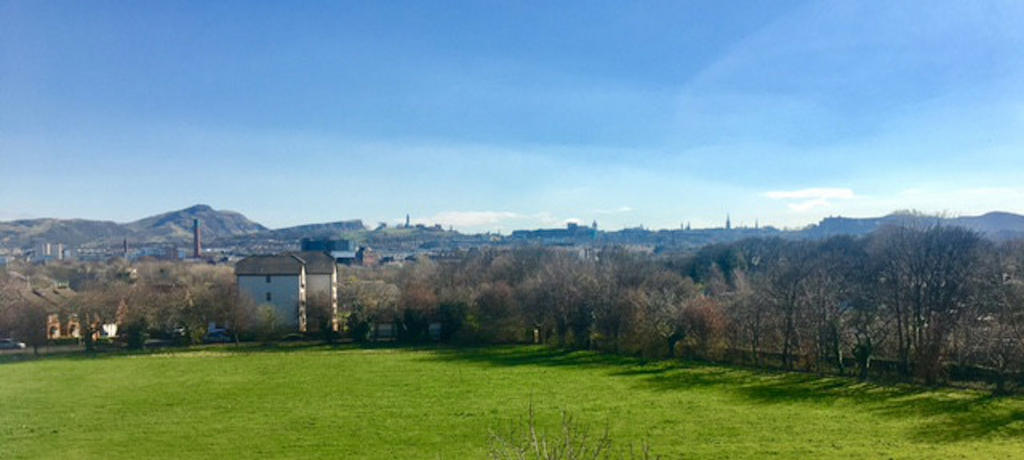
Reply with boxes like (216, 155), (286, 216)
(203, 331), (233, 343)
(0, 338), (26, 350)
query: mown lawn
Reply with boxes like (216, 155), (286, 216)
(1, 345), (1023, 458)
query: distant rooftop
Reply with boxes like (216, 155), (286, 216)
(235, 254), (305, 275)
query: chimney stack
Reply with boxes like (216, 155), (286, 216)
(193, 219), (202, 258)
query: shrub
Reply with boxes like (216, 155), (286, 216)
(489, 405), (658, 460)
(438, 302), (467, 342)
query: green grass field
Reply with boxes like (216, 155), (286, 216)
(2, 345), (1023, 459)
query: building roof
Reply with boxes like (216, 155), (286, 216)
(235, 254), (306, 275)
(13, 286), (75, 312)
(330, 250), (357, 260)
(285, 251), (336, 274)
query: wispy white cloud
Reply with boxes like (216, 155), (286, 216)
(594, 206), (634, 215)
(763, 188), (855, 200)
(763, 187), (855, 212)
(412, 211), (520, 228)
(529, 212), (561, 226)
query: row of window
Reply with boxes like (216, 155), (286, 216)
(265, 275), (304, 288)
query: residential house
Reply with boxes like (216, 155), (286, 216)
(236, 254), (307, 331)
(286, 251), (338, 332)
(235, 252), (338, 332)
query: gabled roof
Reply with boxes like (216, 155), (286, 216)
(285, 251), (336, 275)
(235, 254), (305, 275)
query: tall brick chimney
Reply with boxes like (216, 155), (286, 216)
(192, 218), (202, 258)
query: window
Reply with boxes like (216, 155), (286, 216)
(265, 292), (272, 301)
(265, 275), (271, 283)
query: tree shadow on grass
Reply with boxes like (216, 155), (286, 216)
(0, 340), (446, 366)
(0, 341), (347, 366)
(425, 346), (1024, 444)
(428, 345), (651, 370)
(5, 342), (1021, 443)
(645, 366), (1024, 442)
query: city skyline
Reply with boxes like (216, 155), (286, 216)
(1, 201), (1018, 236)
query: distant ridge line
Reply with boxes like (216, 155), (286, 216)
(2, 205), (1023, 250)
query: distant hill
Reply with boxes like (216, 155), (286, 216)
(801, 211), (1024, 241)
(124, 204), (266, 242)
(2, 206), (1022, 253)
(953, 212), (1024, 240)
(265, 220), (367, 240)
(0, 204), (266, 249)
(0, 218), (129, 249)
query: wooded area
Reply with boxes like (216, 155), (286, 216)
(3, 224), (1023, 391)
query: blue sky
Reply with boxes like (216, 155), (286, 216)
(3, 1), (1024, 232)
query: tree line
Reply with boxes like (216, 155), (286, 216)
(2, 224), (1023, 390)
(344, 225), (1024, 391)
(0, 262), (264, 350)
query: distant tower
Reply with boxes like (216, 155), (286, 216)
(192, 219), (202, 258)
(57, 243), (64, 261)
(726, 214), (732, 230)
(123, 238), (128, 258)
(686, 222), (691, 231)
(592, 220), (598, 230)
(405, 214), (411, 228)
(754, 219), (759, 230)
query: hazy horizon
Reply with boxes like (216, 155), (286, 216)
(4, 1), (1024, 232)
(2, 202), (1020, 236)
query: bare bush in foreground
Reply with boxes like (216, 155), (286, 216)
(489, 405), (658, 460)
